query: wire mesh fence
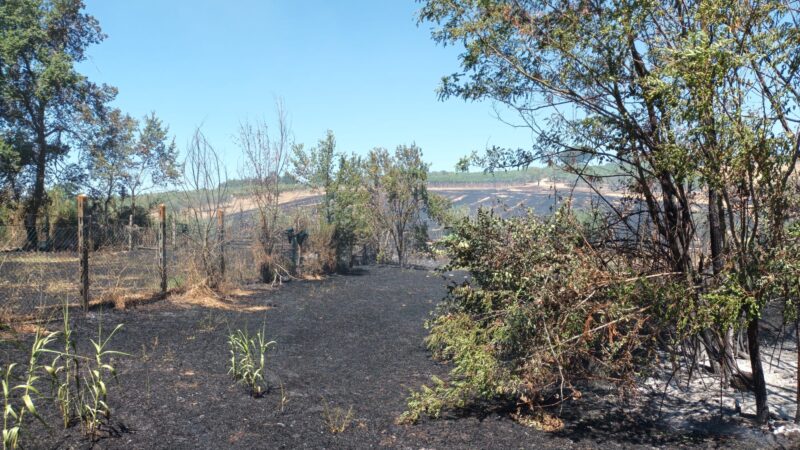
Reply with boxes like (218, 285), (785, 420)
(1, 201), (444, 320)
(1, 224), (81, 318)
(0, 211), (300, 319)
(0, 222), (164, 316)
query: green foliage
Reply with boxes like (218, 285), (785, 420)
(291, 130), (337, 223)
(366, 144), (441, 266)
(0, 0), (114, 246)
(2, 329), (57, 450)
(330, 153), (370, 271)
(402, 207), (672, 423)
(43, 304), (79, 429)
(454, 155), (471, 173)
(418, 0), (800, 423)
(228, 327), (276, 397)
(114, 205), (151, 227)
(43, 308), (127, 440)
(80, 324), (125, 438)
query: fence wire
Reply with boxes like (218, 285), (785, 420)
(0, 217), (301, 318)
(1, 209), (439, 319)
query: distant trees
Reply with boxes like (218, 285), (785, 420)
(454, 155), (470, 173)
(417, 0), (800, 424)
(292, 134), (445, 270)
(122, 113), (179, 224)
(85, 108), (136, 224)
(85, 110), (177, 226)
(292, 131), (369, 271)
(0, 1), (179, 242)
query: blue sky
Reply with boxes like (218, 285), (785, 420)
(77, 0), (534, 172)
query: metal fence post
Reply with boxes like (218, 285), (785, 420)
(217, 209), (225, 282)
(171, 216), (177, 249)
(159, 204), (167, 295)
(291, 234), (300, 275)
(77, 194), (90, 310)
(128, 213), (134, 251)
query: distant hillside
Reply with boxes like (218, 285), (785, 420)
(135, 164), (623, 214)
(427, 164), (620, 185)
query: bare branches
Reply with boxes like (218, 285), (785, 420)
(177, 128), (228, 288)
(236, 99), (292, 282)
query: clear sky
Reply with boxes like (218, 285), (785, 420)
(77, 0), (534, 172)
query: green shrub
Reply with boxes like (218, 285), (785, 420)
(400, 207), (680, 423)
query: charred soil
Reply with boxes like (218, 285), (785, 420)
(1, 267), (796, 449)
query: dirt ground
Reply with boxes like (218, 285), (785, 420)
(2, 266), (798, 449)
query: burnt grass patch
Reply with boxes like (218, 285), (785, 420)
(0, 266), (795, 448)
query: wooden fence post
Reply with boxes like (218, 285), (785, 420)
(77, 194), (90, 310)
(217, 209), (225, 282)
(159, 204), (167, 295)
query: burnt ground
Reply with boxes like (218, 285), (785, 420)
(2, 266), (797, 449)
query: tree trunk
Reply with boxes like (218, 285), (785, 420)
(708, 188), (724, 275)
(128, 190), (137, 251)
(795, 320), (799, 423)
(128, 213), (134, 251)
(706, 188), (740, 383)
(396, 233), (404, 268)
(747, 318), (769, 423)
(25, 126), (49, 250)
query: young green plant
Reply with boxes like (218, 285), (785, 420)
(3, 329), (58, 450)
(227, 327), (276, 397)
(44, 303), (81, 429)
(80, 323), (127, 439)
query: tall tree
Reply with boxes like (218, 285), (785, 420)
(236, 100), (292, 282)
(122, 112), (179, 222)
(419, 0), (800, 422)
(330, 152), (369, 271)
(365, 144), (430, 268)
(291, 130), (337, 224)
(0, 0), (114, 248)
(85, 108), (136, 224)
(0, 131), (33, 210)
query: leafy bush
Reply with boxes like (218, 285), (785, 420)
(401, 207), (679, 423)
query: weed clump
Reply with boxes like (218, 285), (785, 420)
(3, 305), (127, 448)
(227, 327), (276, 397)
(322, 399), (353, 434)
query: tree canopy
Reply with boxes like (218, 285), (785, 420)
(416, 0), (800, 423)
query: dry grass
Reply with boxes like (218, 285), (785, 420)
(1, 253), (78, 264)
(322, 400), (354, 434)
(168, 284), (271, 312)
(511, 409), (564, 432)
